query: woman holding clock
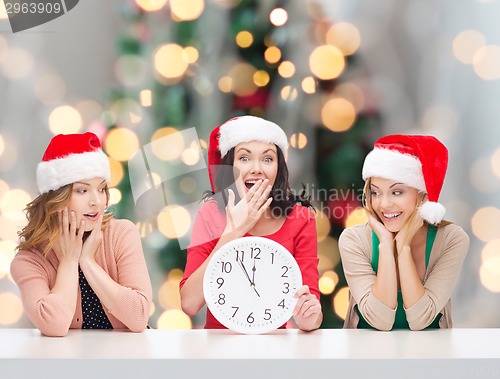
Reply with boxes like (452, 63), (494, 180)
(180, 116), (322, 332)
(339, 134), (469, 330)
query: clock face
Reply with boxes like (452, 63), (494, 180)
(203, 236), (302, 334)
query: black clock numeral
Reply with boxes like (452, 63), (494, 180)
(278, 299), (285, 308)
(271, 252), (274, 264)
(264, 309), (271, 320)
(282, 282), (290, 294)
(218, 293), (226, 305)
(231, 306), (239, 317)
(281, 265), (289, 277)
(236, 250), (245, 262)
(250, 247), (261, 259)
(221, 261), (232, 273)
(216, 277), (224, 289)
(247, 312), (255, 324)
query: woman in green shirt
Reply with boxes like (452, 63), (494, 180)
(339, 134), (469, 330)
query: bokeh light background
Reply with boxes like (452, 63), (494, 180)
(0, 0), (499, 329)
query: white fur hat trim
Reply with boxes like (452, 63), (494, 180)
(36, 150), (110, 194)
(218, 116), (288, 157)
(362, 148), (426, 192)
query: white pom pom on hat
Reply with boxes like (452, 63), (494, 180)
(36, 132), (110, 194)
(362, 134), (449, 225)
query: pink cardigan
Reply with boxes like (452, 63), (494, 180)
(11, 219), (152, 337)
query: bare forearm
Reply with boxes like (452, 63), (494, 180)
(179, 259), (211, 316)
(181, 231), (242, 316)
(371, 242), (398, 309)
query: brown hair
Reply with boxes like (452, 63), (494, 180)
(17, 184), (113, 257)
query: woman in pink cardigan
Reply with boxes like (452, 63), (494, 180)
(11, 132), (152, 337)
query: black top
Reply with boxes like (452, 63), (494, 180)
(78, 267), (113, 329)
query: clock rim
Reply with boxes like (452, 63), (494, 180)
(203, 236), (302, 334)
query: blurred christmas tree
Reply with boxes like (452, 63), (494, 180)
(100, 0), (381, 329)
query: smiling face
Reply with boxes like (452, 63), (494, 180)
(369, 177), (420, 233)
(67, 177), (108, 232)
(232, 141), (278, 197)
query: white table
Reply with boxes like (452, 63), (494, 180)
(1, 328), (499, 379)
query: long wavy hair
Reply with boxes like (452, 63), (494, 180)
(17, 183), (113, 257)
(203, 145), (314, 217)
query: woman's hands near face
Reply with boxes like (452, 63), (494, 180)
(53, 207), (84, 263)
(395, 196), (425, 253)
(224, 179), (273, 236)
(80, 213), (104, 263)
(54, 208), (104, 264)
(365, 207), (393, 244)
(395, 212), (424, 254)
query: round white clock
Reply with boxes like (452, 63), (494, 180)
(203, 236), (302, 334)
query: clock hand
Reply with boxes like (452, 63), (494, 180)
(252, 286), (260, 297)
(237, 258), (261, 297)
(250, 260), (261, 297)
(237, 258), (253, 286)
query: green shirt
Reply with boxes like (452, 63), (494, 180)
(355, 225), (441, 330)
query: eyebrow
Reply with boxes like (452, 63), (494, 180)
(235, 148), (277, 155)
(370, 182), (404, 189)
(390, 183), (404, 188)
(262, 149), (277, 155)
(74, 180), (106, 186)
(236, 148), (251, 154)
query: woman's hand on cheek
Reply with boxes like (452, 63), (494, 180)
(80, 213), (104, 263)
(395, 213), (423, 253)
(365, 208), (393, 244)
(54, 207), (84, 263)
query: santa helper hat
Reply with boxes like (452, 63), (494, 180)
(207, 116), (288, 192)
(37, 132), (110, 194)
(362, 134), (448, 225)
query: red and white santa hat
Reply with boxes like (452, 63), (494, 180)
(37, 132), (110, 194)
(207, 116), (288, 192)
(362, 134), (448, 224)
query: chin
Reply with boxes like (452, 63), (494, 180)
(385, 226), (401, 233)
(79, 223), (96, 233)
(381, 221), (402, 233)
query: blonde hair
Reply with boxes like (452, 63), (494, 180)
(362, 178), (379, 222)
(17, 183), (113, 257)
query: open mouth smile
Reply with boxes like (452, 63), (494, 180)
(83, 213), (99, 221)
(381, 212), (402, 221)
(244, 179), (260, 190)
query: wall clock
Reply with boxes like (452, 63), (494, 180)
(203, 236), (302, 334)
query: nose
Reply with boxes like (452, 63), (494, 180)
(380, 194), (393, 209)
(89, 192), (101, 207)
(250, 161), (262, 174)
